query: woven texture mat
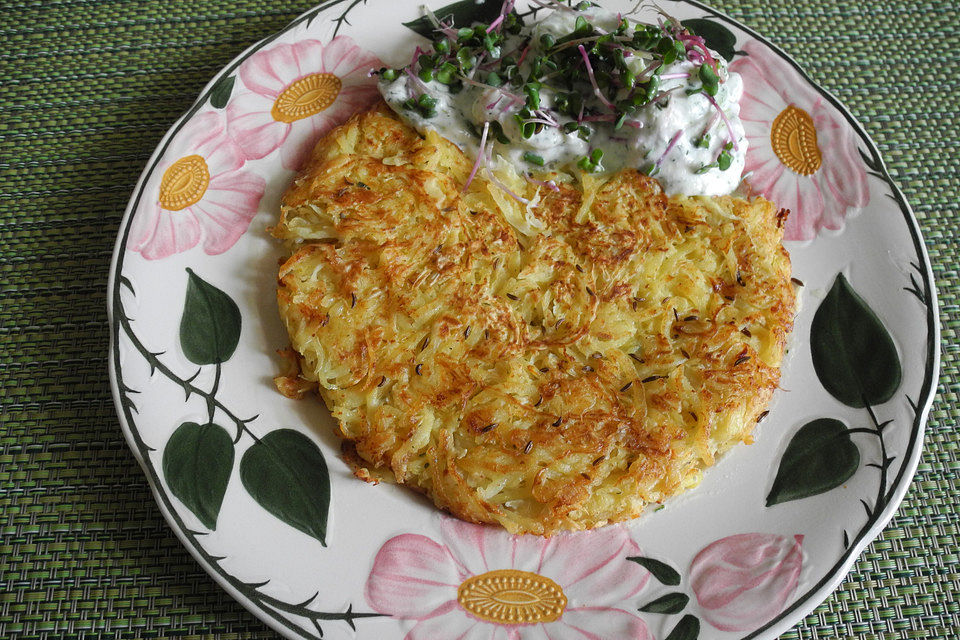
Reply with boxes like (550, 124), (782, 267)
(1, 0), (957, 637)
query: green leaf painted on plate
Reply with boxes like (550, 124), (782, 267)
(162, 422), (234, 530)
(681, 18), (739, 61)
(403, 0), (504, 39)
(209, 74), (236, 109)
(240, 429), (330, 545)
(626, 556), (680, 586)
(180, 268), (242, 365)
(810, 273), (902, 407)
(766, 418), (860, 507)
(639, 592), (690, 614)
(664, 614), (700, 640)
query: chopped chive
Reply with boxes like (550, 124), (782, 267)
(640, 161), (660, 177)
(695, 163), (717, 174)
(523, 152), (545, 166)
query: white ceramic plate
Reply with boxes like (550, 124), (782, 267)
(108, 2), (939, 638)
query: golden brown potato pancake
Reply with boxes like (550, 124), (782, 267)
(273, 104), (795, 535)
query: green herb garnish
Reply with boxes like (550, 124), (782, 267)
(383, 1), (733, 179)
(698, 64), (719, 96)
(523, 152), (545, 166)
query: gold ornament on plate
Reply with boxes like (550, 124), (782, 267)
(457, 569), (567, 624)
(272, 73), (342, 123)
(771, 104), (822, 176)
(158, 154), (210, 211)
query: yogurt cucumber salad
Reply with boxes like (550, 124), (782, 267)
(378, 0), (747, 196)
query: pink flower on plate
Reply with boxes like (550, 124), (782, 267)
(690, 532), (803, 632)
(129, 110), (266, 260)
(226, 36), (383, 170)
(366, 519), (654, 640)
(730, 40), (870, 241)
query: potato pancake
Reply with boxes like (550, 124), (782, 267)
(273, 104), (795, 535)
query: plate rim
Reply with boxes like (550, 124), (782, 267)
(106, 1), (942, 638)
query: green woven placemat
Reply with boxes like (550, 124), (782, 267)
(0, 0), (956, 638)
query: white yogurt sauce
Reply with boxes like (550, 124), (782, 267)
(379, 5), (747, 196)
